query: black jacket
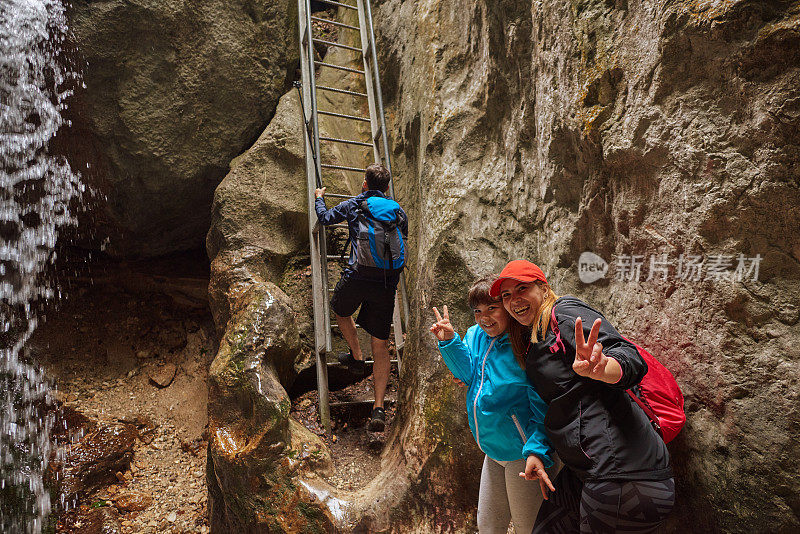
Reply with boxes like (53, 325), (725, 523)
(525, 296), (672, 482)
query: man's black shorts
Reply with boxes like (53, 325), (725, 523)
(330, 272), (396, 340)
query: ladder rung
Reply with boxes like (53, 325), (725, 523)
(318, 110), (370, 122)
(317, 61), (365, 75)
(321, 163), (366, 172)
(310, 16), (360, 31)
(326, 255), (348, 261)
(326, 311), (396, 332)
(328, 223), (349, 229)
(315, 0), (358, 11)
(327, 359), (399, 367)
(317, 85), (368, 98)
(325, 192), (356, 199)
(312, 38), (362, 53)
(330, 400), (374, 408)
(319, 135), (372, 147)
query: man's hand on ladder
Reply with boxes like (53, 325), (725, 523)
(315, 187), (326, 198)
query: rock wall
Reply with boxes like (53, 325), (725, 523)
(373, 0), (800, 532)
(67, 0), (298, 257)
(199, 0), (799, 532)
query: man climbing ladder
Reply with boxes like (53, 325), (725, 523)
(315, 164), (407, 431)
(297, 0), (410, 434)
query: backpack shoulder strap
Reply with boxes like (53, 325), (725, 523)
(627, 388), (663, 438)
(548, 305), (567, 355)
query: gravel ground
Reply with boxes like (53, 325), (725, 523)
(30, 259), (216, 533)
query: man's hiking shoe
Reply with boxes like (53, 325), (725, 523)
(367, 407), (386, 432)
(337, 351), (366, 377)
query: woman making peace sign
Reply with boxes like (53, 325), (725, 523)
(492, 260), (675, 533)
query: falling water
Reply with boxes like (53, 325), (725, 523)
(0, 0), (83, 532)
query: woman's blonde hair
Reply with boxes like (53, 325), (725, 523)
(508, 282), (560, 365)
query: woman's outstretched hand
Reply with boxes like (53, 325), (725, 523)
(430, 306), (455, 342)
(520, 454), (555, 500)
(572, 317), (622, 383)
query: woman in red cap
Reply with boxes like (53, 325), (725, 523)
(491, 260), (674, 533)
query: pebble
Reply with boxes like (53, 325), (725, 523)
(148, 363), (178, 388)
(167, 511), (177, 523)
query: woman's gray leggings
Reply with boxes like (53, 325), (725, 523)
(477, 455), (561, 534)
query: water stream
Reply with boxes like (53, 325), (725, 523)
(0, 0), (83, 531)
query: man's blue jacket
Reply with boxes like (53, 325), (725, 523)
(315, 190), (408, 284)
(438, 325), (554, 465)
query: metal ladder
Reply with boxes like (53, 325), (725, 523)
(297, 0), (410, 433)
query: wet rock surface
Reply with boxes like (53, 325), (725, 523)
(77, 507), (122, 534)
(52, 422), (137, 502)
(206, 280), (335, 532)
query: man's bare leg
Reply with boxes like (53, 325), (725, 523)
(336, 314), (363, 360)
(371, 336), (390, 409)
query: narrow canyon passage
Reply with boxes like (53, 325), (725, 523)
(2, 0), (799, 533)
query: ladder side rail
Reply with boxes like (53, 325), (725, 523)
(363, 0), (393, 190)
(363, 0), (411, 331)
(298, 0), (331, 433)
(355, 0), (382, 168)
(304, 0), (334, 354)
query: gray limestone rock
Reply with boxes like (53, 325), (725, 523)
(374, 0), (800, 531)
(66, 0), (298, 256)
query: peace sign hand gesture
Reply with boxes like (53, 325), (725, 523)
(572, 317), (609, 379)
(430, 306), (455, 342)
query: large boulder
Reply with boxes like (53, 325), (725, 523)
(206, 89), (308, 330)
(373, 0), (800, 531)
(66, 0), (298, 256)
(206, 281), (334, 532)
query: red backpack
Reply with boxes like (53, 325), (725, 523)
(623, 339), (685, 443)
(549, 308), (686, 442)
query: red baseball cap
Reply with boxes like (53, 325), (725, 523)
(489, 260), (548, 298)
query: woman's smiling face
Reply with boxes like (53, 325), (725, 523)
(473, 300), (510, 337)
(500, 279), (545, 326)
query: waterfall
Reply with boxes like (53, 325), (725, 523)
(0, 0), (83, 532)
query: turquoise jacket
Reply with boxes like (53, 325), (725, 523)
(438, 325), (553, 466)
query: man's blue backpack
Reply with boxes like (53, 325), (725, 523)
(352, 196), (406, 282)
